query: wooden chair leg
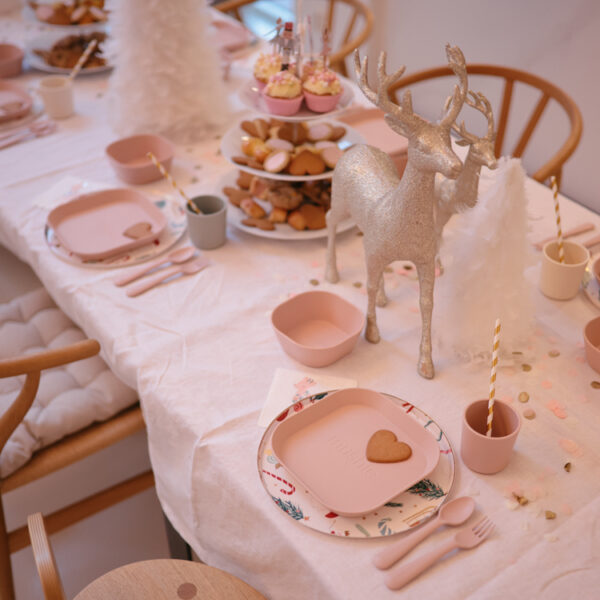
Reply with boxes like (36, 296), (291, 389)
(0, 498), (15, 600)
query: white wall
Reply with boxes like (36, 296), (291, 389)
(364, 0), (599, 212)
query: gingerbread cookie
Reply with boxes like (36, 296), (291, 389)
(328, 126), (346, 141)
(366, 430), (412, 463)
(263, 150), (291, 174)
(241, 118), (269, 140)
(236, 171), (254, 190)
(288, 149), (326, 176)
(241, 217), (275, 231)
(299, 203), (326, 230)
(278, 122), (308, 145)
(240, 197), (266, 219)
(223, 186), (251, 207)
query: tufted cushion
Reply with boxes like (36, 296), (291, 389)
(0, 288), (137, 478)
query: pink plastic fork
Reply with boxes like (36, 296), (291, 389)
(384, 516), (495, 590)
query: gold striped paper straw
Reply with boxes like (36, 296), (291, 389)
(146, 152), (201, 214)
(551, 176), (565, 264)
(486, 318), (501, 437)
(68, 39), (98, 81)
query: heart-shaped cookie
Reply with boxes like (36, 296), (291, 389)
(123, 222), (152, 239)
(288, 149), (326, 176)
(366, 430), (412, 463)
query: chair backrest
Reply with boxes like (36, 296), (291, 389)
(215, 0), (374, 76)
(388, 64), (582, 188)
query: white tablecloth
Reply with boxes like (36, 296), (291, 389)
(1, 13), (599, 599)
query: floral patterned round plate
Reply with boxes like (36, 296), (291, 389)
(45, 195), (187, 268)
(258, 390), (455, 538)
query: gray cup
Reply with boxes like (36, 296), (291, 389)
(186, 195), (227, 250)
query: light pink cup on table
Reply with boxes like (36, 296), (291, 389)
(303, 90), (341, 113)
(460, 399), (521, 474)
(539, 240), (589, 300)
(261, 89), (303, 116)
(38, 75), (74, 119)
(583, 316), (600, 373)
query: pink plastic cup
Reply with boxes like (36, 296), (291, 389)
(583, 316), (600, 373)
(303, 90), (341, 113)
(460, 399), (521, 474)
(261, 90), (303, 116)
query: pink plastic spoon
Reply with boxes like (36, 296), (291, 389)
(126, 256), (210, 297)
(373, 496), (475, 570)
(114, 246), (196, 287)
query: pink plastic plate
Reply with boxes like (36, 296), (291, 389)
(271, 388), (440, 516)
(0, 81), (32, 124)
(47, 189), (167, 260)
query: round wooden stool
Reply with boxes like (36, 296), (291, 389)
(75, 559), (267, 600)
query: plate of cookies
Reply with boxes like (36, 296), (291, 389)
(219, 170), (354, 240)
(270, 388), (441, 517)
(220, 117), (365, 182)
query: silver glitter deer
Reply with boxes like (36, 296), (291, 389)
(434, 90), (497, 270)
(325, 45), (467, 379)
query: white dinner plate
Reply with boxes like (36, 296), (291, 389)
(25, 32), (113, 75)
(238, 78), (354, 122)
(22, 4), (109, 33)
(220, 118), (365, 182)
(216, 170), (354, 241)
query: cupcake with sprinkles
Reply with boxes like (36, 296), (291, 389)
(302, 68), (343, 113)
(253, 52), (282, 89)
(262, 70), (304, 116)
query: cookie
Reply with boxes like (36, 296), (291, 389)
(321, 145), (343, 169)
(266, 137), (295, 152)
(288, 149), (326, 176)
(268, 207), (288, 223)
(328, 126), (346, 141)
(240, 118), (269, 140)
(241, 217), (275, 231)
(278, 122), (308, 145)
(299, 203), (326, 230)
(287, 209), (307, 231)
(223, 186), (251, 207)
(232, 155), (264, 170)
(241, 137), (270, 162)
(366, 430), (412, 463)
(123, 221), (152, 239)
(315, 140), (336, 150)
(240, 197), (266, 219)
(265, 185), (303, 211)
(307, 122), (332, 142)
(264, 150), (291, 173)
(236, 171), (254, 190)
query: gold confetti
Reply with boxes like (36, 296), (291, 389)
(353, 282), (363, 288)
(591, 381), (600, 389)
(194, 164), (203, 170)
(545, 510), (556, 520)
(523, 409), (536, 420)
(356, 230), (364, 236)
(384, 266), (393, 273)
(512, 493), (529, 506)
(518, 392), (530, 403)
(512, 351), (523, 355)
(309, 279), (319, 286)
(521, 363), (533, 372)
(190, 177), (199, 184)
(564, 462), (572, 472)
(403, 264), (413, 271)
(548, 350), (560, 358)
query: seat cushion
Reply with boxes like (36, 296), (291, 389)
(0, 288), (137, 478)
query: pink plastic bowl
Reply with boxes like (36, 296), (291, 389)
(106, 134), (175, 185)
(303, 90), (341, 113)
(271, 290), (365, 367)
(261, 90), (303, 116)
(0, 44), (24, 78)
(583, 316), (600, 374)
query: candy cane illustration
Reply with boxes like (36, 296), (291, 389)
(262, 469), (296, 495)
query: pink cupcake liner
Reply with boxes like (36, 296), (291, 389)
(303, 90), (342, 113)
(254, 76), (267, 91)
(262, 91), (304, 116)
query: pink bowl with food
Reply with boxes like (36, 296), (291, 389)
(303, 90), (342, 113)
(106, 134), (175, 185)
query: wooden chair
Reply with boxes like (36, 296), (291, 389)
(215, 0), (374, 76)
(0, 339), (153, 600)
(28, 512), (267, 600)
(388, 64), (583, 188)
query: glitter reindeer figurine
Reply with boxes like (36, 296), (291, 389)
(325, 45), (468, 379)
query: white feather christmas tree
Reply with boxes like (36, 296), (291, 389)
(108, 0), (230, 143)
(434, 157), (536, 358)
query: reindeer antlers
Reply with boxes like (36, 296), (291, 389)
(451, 90), (495, 145)
(439, 44), (468, 128)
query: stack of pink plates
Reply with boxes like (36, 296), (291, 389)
(47, 189), (167, 261)
(0, 81), (33, 125)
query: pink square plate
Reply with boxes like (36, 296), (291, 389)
(47, 189), (167, 260)
(271, 388), (440, 517)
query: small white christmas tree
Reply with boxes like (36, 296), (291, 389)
(108, 0), (230, 143)
(434, 157), (536, 358)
